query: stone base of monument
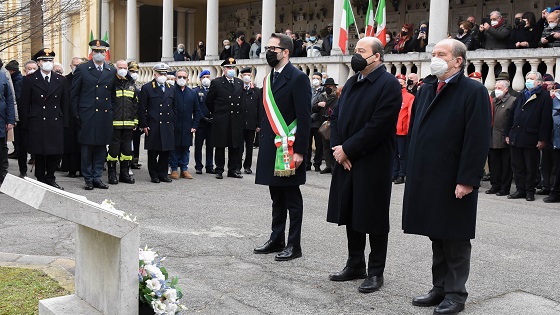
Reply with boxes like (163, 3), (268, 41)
(0, 174), (139, 315)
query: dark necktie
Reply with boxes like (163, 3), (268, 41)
(229, 79), (234, 88)
(160, 84), (165, 92)
(272, 71), (279, 85)
(436, 81), (446, 94)
(45, 75), (49, 85)
(97, 66), (102, 72)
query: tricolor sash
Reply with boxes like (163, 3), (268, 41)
(263, 73), (297, 177)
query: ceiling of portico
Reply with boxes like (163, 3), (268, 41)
(137, 0), (258, 8)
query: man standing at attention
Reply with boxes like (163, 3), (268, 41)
(327, 37), (401, 293)
(71, 40), (116, 190)
(253, 33), (311, 261)
(403, 39), (491, 315)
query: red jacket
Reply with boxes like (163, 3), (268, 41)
(396, 88), (415, 135)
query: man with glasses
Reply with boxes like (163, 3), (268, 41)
(253, 33), (311, 261)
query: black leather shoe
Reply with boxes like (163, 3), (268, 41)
(195, 169), (202, 175)
(525, 192), (535, 201)
(306, 165), (312, 171)
(329, 266), (367, 282)
(496, 191), (509, 196)
(507, 191), (526, 199)
(67, 171), (77, 178)
(358, 275), (383, 293)
(151, 178), (160, 183)
(412, 290), (445, 307)
(544, 194), (560, 203)
(274, 245), (302, 261)
(206, 168), (216, 174)
(84, 182), (94, 190)
(485, 187), (499, 194)
(434, 299), (465, 314)
(320, 167), (332, 174)
(93, 181), (108, 189)
(159, 176), (172, 183)
(253, 240), (285, 254)
(215, 173), (223, 179)
(244, 168), (252, 174)
(314, 166), (321, 172)
(394, 176), (405, 184)
(19, 172), (27, 178)
(227, 172), (243, 178)
(536, 188), (551, 195)
(46, 181), (64, 190)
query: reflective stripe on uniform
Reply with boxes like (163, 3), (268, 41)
(107, 154), (119, 161)
(113, 120), (137, 127)
(120, 153), (133, 161)
(115, 90), (135, 98)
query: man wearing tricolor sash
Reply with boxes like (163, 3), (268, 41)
(254, 33), (311, 261)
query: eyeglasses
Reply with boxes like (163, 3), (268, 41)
(177, 76), (187, 79)
(55, 70), (63, 75)
(92, 49), (105, 54)
(264, 46), (286, 52)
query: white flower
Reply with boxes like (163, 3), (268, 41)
(139, 249), (158, 264)
(151, 300), (166, 315)
(163, 288), (177, 302)
(165, 301), (178, 314)
(145, 264), (165, 281)
(146, 278), (161, 292)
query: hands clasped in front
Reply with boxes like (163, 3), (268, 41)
(332, 145), (352, 171)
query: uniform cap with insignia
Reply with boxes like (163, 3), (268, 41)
(89, 39), (110, 50)
(468, 72), (482, 79)
(152, 63), (169, 74)
(199, 69), (211, 78)
(221, 58), (236, 67)
(395, 73), (406, 80)
(127, 61), (139, 71)
(240, 67), (252, 74)
(33, 48), (56, 61)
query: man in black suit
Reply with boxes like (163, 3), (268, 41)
(253, 33), (311, 261)
(238, 67), (261, 174)
(71, 40), (116, 190)
(19, 48), (69, 190)
(62, 57), (84, 178)
(205, 58), (244, 179)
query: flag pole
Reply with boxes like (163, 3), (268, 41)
(349, 3), (360, 38)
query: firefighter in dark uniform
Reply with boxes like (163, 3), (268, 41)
(106, 60), (137, 185)
(205, 57), (244, 179)
(71, 40), (116, 190)
(238, 67), (261, 174)
(138, 63), (176, 183)
(193, 69), (214, 174)
(19, 48), (69, 190)
(128, 60), (143, 169)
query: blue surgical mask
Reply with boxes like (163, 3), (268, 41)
(310, 36), (316, 42)
(226, 69), (236, 78)
(525, 79), (535, 90)
(305, 37), (310, 42)
(556, 92), (560, 99)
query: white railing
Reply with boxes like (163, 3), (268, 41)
(138, 48), (560, 92)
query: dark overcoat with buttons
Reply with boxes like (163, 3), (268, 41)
(255, 62), (311, 186)
(19, 70), (69, 155)
(173, 86), (201, 147)
(71, 60), (116, 146)
(138, 80), (176, 151)
(241, 85), (261, 131)
(205, 75), (243, 148)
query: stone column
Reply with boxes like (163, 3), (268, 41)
(472, 60), (483, 75)
(161, 0), (174, 62)
(426, 0), (449, 52)
(186, 8), (196, 55)
(101, 0), (110, 39)
(260, 0), (276, 58)
(556, 58), (560, 83)
(126, 0), (138, 61)
(136, 3), (143, 61)
(176, 8), (187, 52)
(512, 60), (526, 92)
(405, 62), (413, 76)
(543, 58), (556, 77)
(330, 0), (344, 56)
(205, 0), (219, 61)
(484, 60), (496, 91)
(528, 59), (540, 73)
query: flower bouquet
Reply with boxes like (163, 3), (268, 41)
(139, 246), (186, 315)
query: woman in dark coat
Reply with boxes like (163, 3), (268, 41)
(392, 24), (414, 54)
(455, 21), (476, 50)
(508, 12), (543, 49)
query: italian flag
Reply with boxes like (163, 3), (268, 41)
(103, 31), (111, 61)
(374, 0), (387, 45)
(338, 0), (355, 54)
(88, 30), (94, 60)
(365, 0), (375, 37)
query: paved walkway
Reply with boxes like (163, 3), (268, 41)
(1, 146), (559, 314)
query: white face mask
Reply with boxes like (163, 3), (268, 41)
(41, 61), (53, 72)
(494, 89), (504, 99)
(490, 20), (499, 26)
(156, 75), (167, 84)
(430, 57), (450, 78)
(312, 79), (321, 87)
(201, 77), (211, 87)
(224, 45), (231, 50)
(166, 80), (175, 85)
(177, 78), (187, 87)
(549, 23), (558, 29)
(178, 48), (184, 52)
(130, 73), (139, 81)
(117, 69), (128, 77)
(242, 75), (251, 83)
(93, 52), (105, 62)
(27, 69), (36, 75)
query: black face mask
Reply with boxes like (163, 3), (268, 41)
(458, 28), (465, 35)
(351, 53), (374, 72)
(407, 79), (414, 86)
(266, 50), (281, 68)
(516, 19), (526, 27)
(199, 44), (204, 48)
(325, 87), (333, 94)
(401, 31), (408, 36)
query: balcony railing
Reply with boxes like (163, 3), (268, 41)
(138, 48), (560, 92)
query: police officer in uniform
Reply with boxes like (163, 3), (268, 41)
(19, 48), (69, 190)
(238, 67), (261, 174)
(138, 63), (176, 183)
(107, 60), (138, 185)
(206, 58), (244, 179)
(71, 40), (116, 190)
(193, 70), (214, 174)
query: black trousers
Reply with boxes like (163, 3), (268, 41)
(214, 147), (240, 174)
(346, 226), (388, 276)
(429, 238), (471, 303)
(306, 127), (323, 168)
(147, 150), (170, 179)
(539, 148), (555, 190)
(132, 128), (142, 159)
(550, 150), (560, 195)
(239, 129), (256, 170)
(34, 154), (59, 183)
(510, 146), (540, 193)
(107, 129), (133, 161)
(0, 137), (7, 181)
(269, 185), (303, 247)
(488, 148), (513, 193)
(322, 136), (333, 169)
(194, 125), (213, 171)
(392, 135), (408, 178)
(16, 128), (28, 175)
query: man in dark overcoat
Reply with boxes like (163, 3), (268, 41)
(253, 33), (311, 261)
(138, 63), (176, 183)
(402, 39), (491, 315)
(62, 57), (83, 178)
(205, 58), (244, 179)
(71, 40), (116, 190)
(326, 37), (401, 293)
(504, 71), (553, 201)
(238, 67), (261, 174)
(193, 70), (214, 174)
(19, 48), (69, 190)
